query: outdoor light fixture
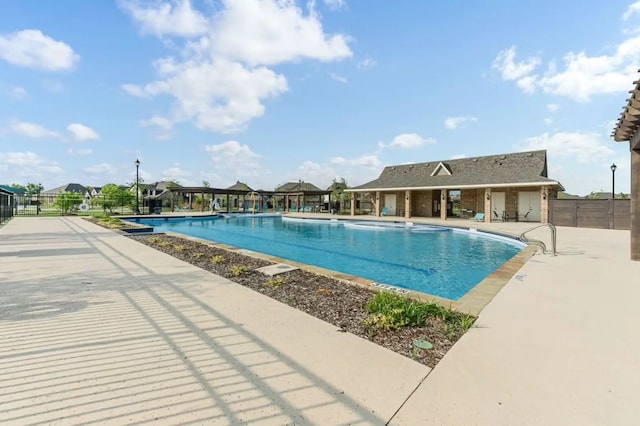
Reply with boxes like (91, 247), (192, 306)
(610, 163), (617, 200)
(486, 193), (490, 200)
(135, 158), (141, 215)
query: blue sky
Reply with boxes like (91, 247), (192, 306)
(0, 0), (638, 195)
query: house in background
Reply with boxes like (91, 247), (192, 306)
(90, 187), (103, 198)
(347, 150), (563, 223)
(43, 183), (88, 196)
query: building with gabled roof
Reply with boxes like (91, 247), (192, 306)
(0, 185), (27, 195)
(43, 183), (88, 195)
(347, 150), (563, 223)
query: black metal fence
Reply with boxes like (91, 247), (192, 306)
(0, 190), (13, 224)
(11, 194), (150, 217)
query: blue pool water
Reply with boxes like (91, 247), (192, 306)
(132, 215), (524, 300)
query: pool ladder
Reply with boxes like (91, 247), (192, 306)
(518, 223), (557, 256)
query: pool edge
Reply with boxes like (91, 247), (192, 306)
(152, 223), (535, 317)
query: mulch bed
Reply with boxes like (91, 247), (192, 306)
(126, 232), (472, 368)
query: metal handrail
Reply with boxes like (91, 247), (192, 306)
(518, 223), (557, 255)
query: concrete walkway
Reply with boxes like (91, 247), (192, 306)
(1, 216), (640, 425)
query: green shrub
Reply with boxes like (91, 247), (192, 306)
(264, 276), (286, 288)
(230, 265), (250, 276)
(363, 291), (476, 333)
(211, 255), (225, 264)
(173, 244), (186, 251)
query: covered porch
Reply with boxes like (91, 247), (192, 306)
(347, 184), (559, 223)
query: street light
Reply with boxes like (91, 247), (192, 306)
(611, 163), (617, 230)
(610, 163), (617, 200)
(135, 158), (140, 215)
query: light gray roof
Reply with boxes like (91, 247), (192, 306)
(226, 181), (253, 191)
(275, 181), (324, 192)
(43, 183), (88, 194)
(349, 150), (563, 192)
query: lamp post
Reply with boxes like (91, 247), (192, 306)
(611, 163), (617, 229)
(135, 158), (140, 215)
(610, 163), (617, 199)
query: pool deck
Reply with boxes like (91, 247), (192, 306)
(1, 215), (640, 425)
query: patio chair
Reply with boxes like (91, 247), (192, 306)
(471, 213), (485, 222)
(492, 210), (503, 222)
(381, 207), (388, 216)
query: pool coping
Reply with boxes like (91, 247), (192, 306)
(136, 215), (538, 316)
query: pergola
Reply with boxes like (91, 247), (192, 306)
(165, 186), (331, 213)
(611, 73), (640, 261)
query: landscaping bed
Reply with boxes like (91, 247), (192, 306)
(125, 232), (476, 368)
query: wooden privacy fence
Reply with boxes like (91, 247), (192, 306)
(549, 199), (630, 230)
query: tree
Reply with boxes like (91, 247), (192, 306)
(55, 191), (83, 214)
(585, 191), (601, 199)
(330, 178), (349, 213)
(202, 180), (210, 188)
(25, 182), (44, 196)
(10, 183), (26, 191)
(100, 184), (134, 213)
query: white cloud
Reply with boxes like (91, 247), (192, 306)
(67, 123), (99, 142)
(141, 116), (174, 139)
(492, 46), (541, 93)
(357, 57), (377, 70)
(0, 30), (79, 71)
(209, 0), (352, 66)
(323, 0), (346, 10)
(544, 118), (553, 125)
(379, 133), (436, 149)
(450, 154), (467, 160)
(519, 131), (614, 163)
(623, 1), (640, 20)
(10, 86), (27, 99)
(329, 73), (348, 84)
(296, 154), (382, 188)
(0, 151), (63, 176)
(206, 140), (260, 159)
(67, 148), (93, 156)
(9, 120), (60, 139)
(444, 116), (478, 130)
(122, 83), (147, 97)
(85, 163), (117, 175)
(330, 154), (382, 168)
(126, 58), (288, 133)
(161, 166), (192, 181)
(493, 31), (640, 101)
(119, 0), (208, 37)
(546, 103), (559, 113)
(204, 140), (266, 183)
(122, 0), (352, 133)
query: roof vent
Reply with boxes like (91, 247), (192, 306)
(500, 155), (506, 160)
(472, 158), (478, 162)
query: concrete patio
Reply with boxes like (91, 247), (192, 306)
(1, 216), (639, 425)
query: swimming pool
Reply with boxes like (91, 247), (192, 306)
(132, 215), (524, 300)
